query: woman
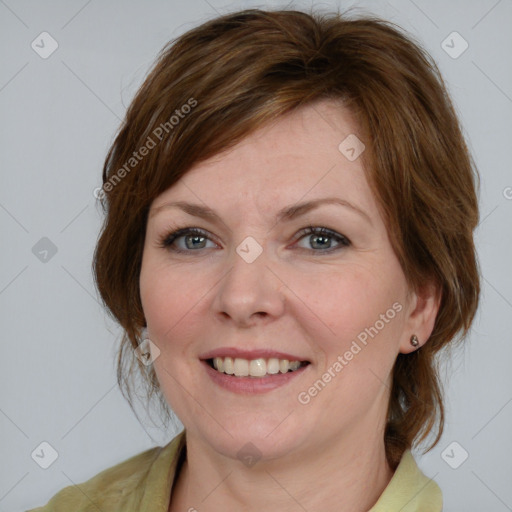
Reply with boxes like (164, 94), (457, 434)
(29, 7), (479, 511)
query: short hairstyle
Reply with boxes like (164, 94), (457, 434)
(93, 8), (480, 468)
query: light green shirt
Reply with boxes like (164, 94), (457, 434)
(27, 430), (442, 511)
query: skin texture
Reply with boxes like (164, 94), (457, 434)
(139, 99), (440, 511)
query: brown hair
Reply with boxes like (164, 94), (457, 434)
(93, 8), (480, 468)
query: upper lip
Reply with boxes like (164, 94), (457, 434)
(199, 347), (310, 362)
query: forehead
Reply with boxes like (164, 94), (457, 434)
(150, 99), (377, 222)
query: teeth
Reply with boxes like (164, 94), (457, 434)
(214, 357), (224, 373)
(223, 357), (234, 375)
(249, 359), (266, 377)
(267, 358), (280, 374)
(234, 358), (249, 376)
(289, 361), (300, 371)
(211, 356), (306, 377)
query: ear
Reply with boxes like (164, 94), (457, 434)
(399, 280), (442, 354)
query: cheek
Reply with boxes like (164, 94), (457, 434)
(296, 262), (407, 367)
(296, 268), (406, 421)
(139, 257), (202, 347)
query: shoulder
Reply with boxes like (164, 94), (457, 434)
(370, 449), (443, 512)
(27, 431), (185, 512)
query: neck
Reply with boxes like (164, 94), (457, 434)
(169, 422), (394, 512)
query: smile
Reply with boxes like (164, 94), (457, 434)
(208, 357), (309, 378)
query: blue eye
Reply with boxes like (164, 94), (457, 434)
(158, 226), (351, 254)
(159, 228), (215, 252)
(295, 226), (350, 253)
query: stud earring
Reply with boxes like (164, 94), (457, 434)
(410, 334), (420, 348)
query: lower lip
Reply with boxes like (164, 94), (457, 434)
(201, 360), (309, 394)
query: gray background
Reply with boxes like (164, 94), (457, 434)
(1, 0), (511, 510)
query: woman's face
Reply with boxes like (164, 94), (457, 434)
(140, 99), (422, 462)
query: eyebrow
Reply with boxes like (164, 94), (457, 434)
(149, 197), (372, 225)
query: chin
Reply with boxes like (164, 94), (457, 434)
(194, 413), (310, 463)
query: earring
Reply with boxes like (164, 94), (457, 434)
(410, 334), (420, 348)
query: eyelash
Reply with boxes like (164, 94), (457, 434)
(157, 225), (351, 255)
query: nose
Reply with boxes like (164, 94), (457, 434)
(213, 241), (285, 327)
